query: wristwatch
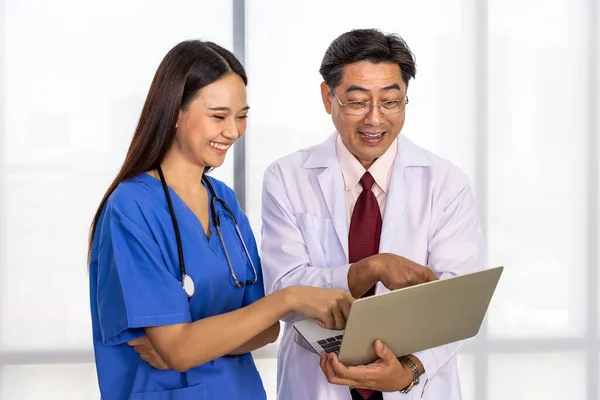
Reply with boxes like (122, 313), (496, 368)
(398, 356), (421, 394)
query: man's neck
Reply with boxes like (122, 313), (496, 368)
(357, 157), (376, 170)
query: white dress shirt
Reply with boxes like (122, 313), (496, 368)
(336, 134), (397, 221)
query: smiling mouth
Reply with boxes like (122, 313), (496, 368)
(209, 141), (232, 151)
(358, 131), (385, 138)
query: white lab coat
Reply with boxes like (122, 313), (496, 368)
(260, 132), (486, 400)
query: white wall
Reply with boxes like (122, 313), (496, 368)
(1, 0), (236, 398)
(1, 1), (598, 399)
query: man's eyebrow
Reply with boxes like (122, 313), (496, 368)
(344, 83), (402, 93)
(381, 83), (401, 92)
(345, 85), (370, 93)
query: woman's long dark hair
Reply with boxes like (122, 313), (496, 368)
(88, 40), (247, 260)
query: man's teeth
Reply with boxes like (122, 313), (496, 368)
(209, 142), (231, 150)
(360, 132), (384, 138)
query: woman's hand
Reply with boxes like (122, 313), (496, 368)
(128, 336), (170, 370)
(284, 287), (355, 330)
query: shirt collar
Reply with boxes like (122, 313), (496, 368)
(335, 134), (398, 193)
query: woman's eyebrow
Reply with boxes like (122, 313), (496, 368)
(207, 105), (250, 112)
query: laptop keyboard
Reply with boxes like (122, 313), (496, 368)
(317, 334), (344, 354)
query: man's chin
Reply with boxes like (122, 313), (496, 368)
(358, 143), (391, 158)
(349, 150), (384, 168)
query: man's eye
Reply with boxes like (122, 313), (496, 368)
(381, 101), (400, 109)
(347, 102), (367, 109)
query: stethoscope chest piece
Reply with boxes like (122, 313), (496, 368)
(182, 274), (195, 298)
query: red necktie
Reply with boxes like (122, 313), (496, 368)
(348, 172), (383, 400)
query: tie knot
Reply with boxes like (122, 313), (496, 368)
(360, 172), (375, 191)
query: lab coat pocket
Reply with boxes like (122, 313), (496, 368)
(129, 382), (208, 400)
(297, 213), (341, 267)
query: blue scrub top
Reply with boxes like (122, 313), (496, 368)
(89, 173), (267, 400)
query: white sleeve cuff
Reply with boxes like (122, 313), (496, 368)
(329, 263), (352, 292)
(413, 341), (463, 397)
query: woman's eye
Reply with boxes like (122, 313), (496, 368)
(237, 115), (248, 120)
(212, 115), (225, 121)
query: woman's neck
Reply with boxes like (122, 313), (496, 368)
(158, 150), (206, 193)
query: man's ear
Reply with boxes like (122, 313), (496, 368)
(320, 82), (333, 115)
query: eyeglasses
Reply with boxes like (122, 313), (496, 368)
(331, 89), (409, 116)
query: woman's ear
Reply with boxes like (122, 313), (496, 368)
(175, 109), (184, 129)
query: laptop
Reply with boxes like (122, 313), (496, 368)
(293, 266), (503, 366)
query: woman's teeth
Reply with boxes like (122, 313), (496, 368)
(209, 142), (231, 150)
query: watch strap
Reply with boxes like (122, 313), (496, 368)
(398, 356), (421, 394)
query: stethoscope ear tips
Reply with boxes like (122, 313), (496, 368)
(246, 280), (253, 285)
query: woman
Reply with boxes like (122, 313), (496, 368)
(88, 40), (354, 400)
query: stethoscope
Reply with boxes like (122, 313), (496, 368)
(157, 166), (259, 297)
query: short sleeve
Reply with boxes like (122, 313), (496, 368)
(95, 193), (192, 345)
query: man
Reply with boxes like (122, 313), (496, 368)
(260, 29), (486, 399)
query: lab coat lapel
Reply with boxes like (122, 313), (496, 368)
(306, 133), (349, 260)
(317, 165), (349, 260)
(379, 135), (431, 253)
(379, 157), (409, 253)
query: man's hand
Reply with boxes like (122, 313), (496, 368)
(128, 336), (170, 370)
(319, 340), (413, 392)
(348, 253), (438, 297)
(371, 253), (438, 290)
